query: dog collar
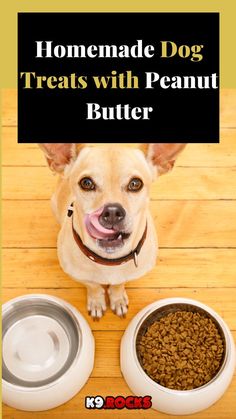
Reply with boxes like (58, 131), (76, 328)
(67, 203), (147, 267)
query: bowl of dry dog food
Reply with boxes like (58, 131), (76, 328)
(121, 297), (236, 415)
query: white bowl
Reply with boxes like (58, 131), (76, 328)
(2, 294), (95, 411)
(120, 297), (236, 415)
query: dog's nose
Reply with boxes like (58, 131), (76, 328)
(99, 203), (126, 228)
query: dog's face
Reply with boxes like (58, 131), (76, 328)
(39, 143), (186, 256)
(68, 145), (152, 254)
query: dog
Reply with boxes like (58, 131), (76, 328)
(39, 143), (185, 319)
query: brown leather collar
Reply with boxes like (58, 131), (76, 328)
(68, 204), (147, 267)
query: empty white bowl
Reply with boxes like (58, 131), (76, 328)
(120, 297), (236, 415)
(2, 294), (95, 411)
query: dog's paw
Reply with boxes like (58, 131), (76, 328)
(112, 299), (129, 317)
(108, 287), (129, 318)
(87, 295), (106, 320)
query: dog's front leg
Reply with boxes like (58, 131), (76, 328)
(85, 282), (106, 320)
(108, 284), (129, 317)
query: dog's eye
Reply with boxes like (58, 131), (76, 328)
(79, 177), (96, 191)
(127, 178), (143, 192)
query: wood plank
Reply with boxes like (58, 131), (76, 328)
(2, 166), (55, 199)
(2, 200), (59, 248)
(2, 288), (236, 331)
(2, 88), (236, 128)
(2, 165), (236, 200)
(2, 126), (236, 167)
(220, 89), (236, 128)
(179, 130), (236, 167)
(2, 375), (236, 419)
(2, 89), (17, 126)
(1, 127), (44, 166)
(2, 248), (236, 289)
(92, 331), (121, 377)
(151, 200), (236, 248)
(2, 200), (236, 248)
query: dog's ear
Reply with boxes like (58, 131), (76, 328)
(38, 143), (83, 173)
(141, 143), (186, 176)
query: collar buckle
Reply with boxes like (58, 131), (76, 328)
(67, 202), (74, 217)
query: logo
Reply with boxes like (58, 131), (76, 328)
(85, 395), (152, 410)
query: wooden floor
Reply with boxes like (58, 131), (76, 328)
(2, 89), (236, 419)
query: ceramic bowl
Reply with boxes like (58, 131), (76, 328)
(2, 294), (94, 411)
(120, 297), (236, 415)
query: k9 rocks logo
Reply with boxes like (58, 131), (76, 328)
(85, 395), (152, 410)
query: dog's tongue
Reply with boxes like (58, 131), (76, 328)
(85, 207), (116, 240)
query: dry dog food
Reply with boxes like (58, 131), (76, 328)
(137, 310), (224, 390)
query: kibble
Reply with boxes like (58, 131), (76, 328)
(137, 311), (224, 390)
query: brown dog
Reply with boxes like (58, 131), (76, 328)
(39, 143), (185, 318)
